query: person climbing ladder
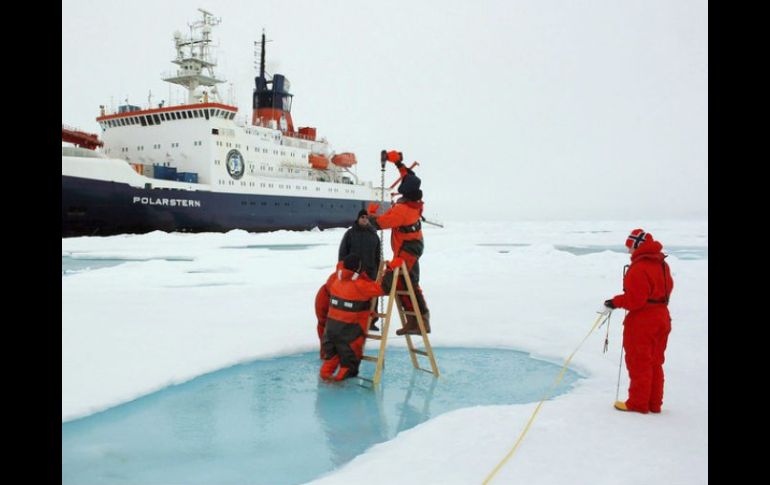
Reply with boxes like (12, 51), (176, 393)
(367, 150), (430, 336)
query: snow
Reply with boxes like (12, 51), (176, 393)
(62, 220), (708, 484)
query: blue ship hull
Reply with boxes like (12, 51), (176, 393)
(62, 175), (377, 237)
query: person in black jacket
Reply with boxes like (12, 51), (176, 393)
(338, 209), (382, 331)
(338, 209), (381, 280)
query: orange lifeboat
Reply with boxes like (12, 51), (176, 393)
(62, 126), (103, 150)
(309, 153), (329, 170)
(331, 152), (357, 168)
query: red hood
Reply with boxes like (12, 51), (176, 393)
(336, 268), (360, 280)
(631, 239), (665, 262)
(401, 199), (424, 214)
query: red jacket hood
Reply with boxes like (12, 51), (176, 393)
(336, 268), (373, 281)
(400, 199), (424, 213)
(631, 239), (665, 262)
(337, 268), (357, 280)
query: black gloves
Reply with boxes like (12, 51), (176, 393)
(604, 299), (616, 309)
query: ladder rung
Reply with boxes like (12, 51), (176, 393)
(373, 312), (388, 318)
(416, 367), (435, 374)
(366, 334), (382, 340)
(395, 291), (410, 295)
(360, 355), (378, 362)
(403, 311), (417, 316)
(410, 349), (429, 356)
(357, 376), (374, 382)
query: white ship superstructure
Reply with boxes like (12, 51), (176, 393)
(95, 102), (372, 199)
(62, 9), (384, 236)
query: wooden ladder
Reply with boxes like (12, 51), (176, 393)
(359, 261), (439, 386)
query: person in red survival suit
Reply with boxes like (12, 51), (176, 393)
(319, 254), (400, 381)
(315, 259), (375, 358)
(601, 229), (674, 414)
(367, 150), (430, 336)
(314, 267), (338, 359)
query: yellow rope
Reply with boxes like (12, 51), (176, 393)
(481, 313), (609, 484)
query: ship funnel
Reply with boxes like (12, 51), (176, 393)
(252, 32), (295, 132)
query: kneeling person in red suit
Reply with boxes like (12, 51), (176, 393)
(320, 254), (388, 381)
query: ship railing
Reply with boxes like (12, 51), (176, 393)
(282, 130), (316, 141)
(161, 64), (220, 79)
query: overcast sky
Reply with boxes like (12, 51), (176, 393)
(62, 0), (707, 222)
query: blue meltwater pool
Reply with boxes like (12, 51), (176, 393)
(62, 347), (582, 484)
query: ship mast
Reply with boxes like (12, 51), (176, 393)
(162, 8), (225, 104)
(259, 30), (267, 80)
